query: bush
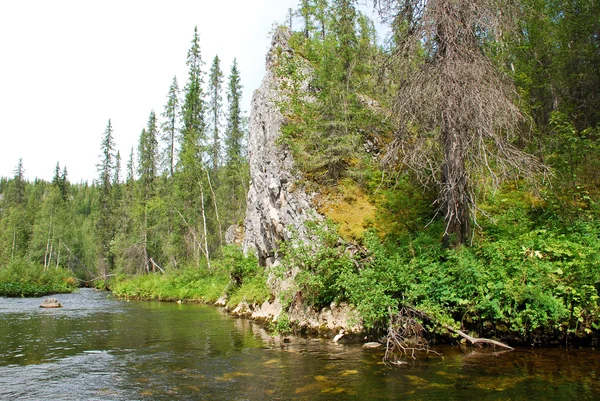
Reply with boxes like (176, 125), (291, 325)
(0, 258), (78, 297)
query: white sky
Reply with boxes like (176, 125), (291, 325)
(0, 0), (382, 183)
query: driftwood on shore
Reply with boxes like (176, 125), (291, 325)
(446, 325), (514, 350)
(383, 306), (513, 364)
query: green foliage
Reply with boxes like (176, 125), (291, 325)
(276, 3), (384, 185)
(112, 246), (270, 306)
(0, 259), (77, 297)
(279, 220), (355, 309)
(270, 312), (292, 334)
(338, 192), (600, 337)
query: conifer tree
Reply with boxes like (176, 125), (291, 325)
(314, 0), (329, 39)
(60, 166), (69, 201)
(208, 55), (224, 171)
(126, 147), (135, 184)
(9, 158), (25, 206)
(375, 0), (542, 245)
(161, 76), (180, 178)
(298, 0), (314, 38)
(52, 162), (69, 201)
(287, 8), (294, 30)
(139, 111), (159, 196)
(176, 27), (210, 264)
(221, 58), (248, 228)
(181, 26), (206, 151)
(96, 119), (116, 274)
(332, 0), (358, 78)
(225, 58), (244, 167)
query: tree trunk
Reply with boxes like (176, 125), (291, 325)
(441, 126), (471, 246)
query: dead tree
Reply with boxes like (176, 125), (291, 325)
(375, 0), (544, 245)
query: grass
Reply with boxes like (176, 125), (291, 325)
(0, 258), (78, 297)
(111, 246), (271, 307)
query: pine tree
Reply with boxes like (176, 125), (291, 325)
(161, 76), (180, 178)
(208, 55), (224, 171)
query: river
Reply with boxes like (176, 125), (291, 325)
(0, 289), (598, 400)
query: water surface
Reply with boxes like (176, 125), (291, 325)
(1, 289), (598, 400)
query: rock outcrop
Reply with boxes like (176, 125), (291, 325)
(237, 27), (364, 337)
(243, 27), (318, 267)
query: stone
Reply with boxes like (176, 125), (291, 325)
(225, 224), (244, 246)
(242, 26), (320, 267)
(40, 298), (62, 308)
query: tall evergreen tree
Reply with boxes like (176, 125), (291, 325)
(138, 111), (159, 197)
(52, 162), (69, 201)
(60, 166), (69, 201)
(161, 76), (180, 178)
(225, 58), (244, 166)
(9, 158), (26, 206)
(298, 0), (314, 38)
(314, 0), (329, 39)
(332, 0), (358, 79)
(181, 26), (207, 152)
(96, 119), (116, 274)
(208, 55), (224, 171)
(175, 27), (210, 264)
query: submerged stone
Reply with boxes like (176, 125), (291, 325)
(40, 298), (62, 308)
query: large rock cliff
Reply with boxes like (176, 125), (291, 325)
(238, 27), (362, 336)
(242, 27), (317, 267)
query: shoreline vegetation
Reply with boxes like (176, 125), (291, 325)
(2, 0), (600, 355)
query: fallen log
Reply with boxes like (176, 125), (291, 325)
(446, 325), (514, 350)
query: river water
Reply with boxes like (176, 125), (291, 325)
(0, 289), (598, 400)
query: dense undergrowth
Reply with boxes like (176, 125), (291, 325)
(0, 259), (78, 297)
(276, 183), (600, 344)
(111, 246), (270, 308)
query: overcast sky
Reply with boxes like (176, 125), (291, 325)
(0, 0), (382, 183)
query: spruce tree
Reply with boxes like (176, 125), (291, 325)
(298, 0), (314, 38)
(161, 76), (180, 178)
(208, 55), (224, 171)
(225, 58), (244, 167)
(222, 58), (248, 228)
(9, 158), (25, 206)
(138, 111), (159, 199)
(175, 26), (209, 264)
(314, 0), (329, 39)
(181, 26), (206, 152)
(60, 166), (69, 201)
(96, 119), (116, 275)
(332, 0), (358, 78)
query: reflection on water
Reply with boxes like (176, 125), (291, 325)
(1, 289), (598, 400)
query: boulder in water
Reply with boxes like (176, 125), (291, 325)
(40, 298), (62, 308)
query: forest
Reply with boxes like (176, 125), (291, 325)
(1, 0), (599, 346)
